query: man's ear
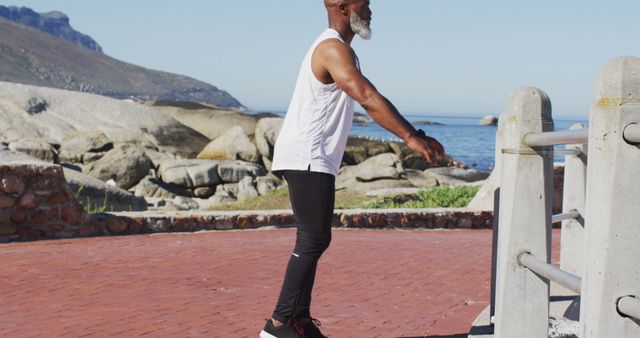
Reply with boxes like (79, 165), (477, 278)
(338, 2), (348, 16)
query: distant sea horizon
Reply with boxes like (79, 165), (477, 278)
(249, 110), (588, 172)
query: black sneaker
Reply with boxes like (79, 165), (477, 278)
(298, 318), (327, 338)
(260, 319), (305, 338)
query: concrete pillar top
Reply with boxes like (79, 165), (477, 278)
(502, 87), (553, 132)
(595, 56), (640, 106)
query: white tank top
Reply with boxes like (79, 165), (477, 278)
(271, 28), (355, 177)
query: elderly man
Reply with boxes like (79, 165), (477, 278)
(260, 1), (445, 337)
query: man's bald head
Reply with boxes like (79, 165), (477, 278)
(324, 0), (372, 41)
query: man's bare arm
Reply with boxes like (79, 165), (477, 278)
(313, 40), (445, 163)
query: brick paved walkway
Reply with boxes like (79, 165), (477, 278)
(0, 228), (496, 338)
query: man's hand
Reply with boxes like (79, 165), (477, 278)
(406, 133), (445, 166)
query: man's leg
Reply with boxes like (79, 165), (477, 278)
(271, 170), (335, 324)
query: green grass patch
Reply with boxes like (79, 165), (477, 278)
(207, 185), (480, 211)
(360, 185), (480, 209)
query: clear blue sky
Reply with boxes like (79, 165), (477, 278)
(2, 0), (639, 119)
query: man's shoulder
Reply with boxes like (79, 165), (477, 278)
(315, 39), (356, 60)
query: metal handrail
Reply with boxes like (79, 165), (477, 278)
(617, 296), (640, 320)
(518, 252), (582, 294)
(552, 210), (580, 223)
(525, 129), (589, 147)
(624, 123), (640, 144)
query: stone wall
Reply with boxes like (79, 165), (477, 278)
(0, 162), (88, 241)
(0, 162), (494, 243)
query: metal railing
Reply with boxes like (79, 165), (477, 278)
(490, 56), (640, 338)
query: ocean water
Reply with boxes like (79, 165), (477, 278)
(260, 111), (587, 172)
(352, 114), (588, 172)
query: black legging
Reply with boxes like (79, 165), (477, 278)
(272, 169), (335, 323)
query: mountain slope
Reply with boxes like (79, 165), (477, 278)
(0, 5), (102, 52)
(0, 17), (244, 109)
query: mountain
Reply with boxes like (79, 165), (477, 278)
(0, 13), (245, 109)
(0, 5), (102, 52)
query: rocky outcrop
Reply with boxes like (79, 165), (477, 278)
(198, 126), (259, 163)
(0, 5), (103, 52)
(150, 103), (257, 140)
(84, 144), (152, 190)
(478, 115), (498, 126)
(424, 167), (489, 186)
(254, 117), (284, 170)
(0, 82), (210, 158)
(0, 16), (244, 109)
(59, 132), (113, 163)
(343, 136), (392, 165)
(337, 153), (412, 193)
(0, 147), (146, 213)
(8, 139), (58, 163)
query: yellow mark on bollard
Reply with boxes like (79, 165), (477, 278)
(597, 97), (620, 106)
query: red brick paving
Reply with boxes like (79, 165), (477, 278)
(0, 228), (501, 337)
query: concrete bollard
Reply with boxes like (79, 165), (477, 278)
(580, 56), (640, 337)
(560, 123), (587, 278)
(494, 87), (554, 338)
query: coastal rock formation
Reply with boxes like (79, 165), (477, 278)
(0, 5), (103, 52)
(478, 115), (499, 126)
(8, 139), (58, 163)
(158, 159), (221, 189)
(343, 136), (392, 165)
(0, 147), (146, 212)
(59, 132), (113, 163)
(84, 144), (152, 190)
(198, 126), (259, 163)
(424, 167), (489, 186)
(0, 82), (210, 158)
(337, 153), (412, 192)
(149, 101), (257, 139)
(255, 117), (284, 170)
(353, 112), (373, 124)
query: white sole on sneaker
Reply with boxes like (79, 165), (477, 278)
(259, 330), (278, 338)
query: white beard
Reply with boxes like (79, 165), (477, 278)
(350, 12), (371, 40)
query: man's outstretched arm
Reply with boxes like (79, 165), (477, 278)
(314, 40), (445, 164)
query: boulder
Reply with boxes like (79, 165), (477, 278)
(478, 115), (499, 126)
(405, 169), (438, 188)
(254, 117), (284, 160)
(256, 176), (279, 195)
(337, 175), (414, 193)
(150, 104), (259, 140)
(193, 186), (216, 199)
(342, 136), (392, 165)
(237, 176), (259, 201)
(425, 167), (489, 186)
(215, 183), (239, 198)
(63, 168), (147, 212)
(84, 144), (152, 190)
(158, 159), (220, 189)
(337, 153), (410, 193)
(353, 112), (372, 124)
(8, 139), (58, 163)
(217, 161), (267, 183)
(133, 176), (192, 199)
(172, 196), (200, 211)
(0, 82), (210, 158)
(59, 132), (113, 163)
(144, 150), (176, 169)
(388, 141), (432, 170)
(353, 153), (405, 182)
(197, 126), (259, 163)
(208, 190), (237, 206)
